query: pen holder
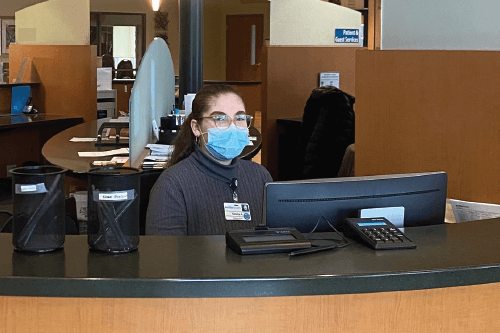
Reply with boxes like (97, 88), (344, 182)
(87, 167), (142, 253)
(10, 165), (67, 252)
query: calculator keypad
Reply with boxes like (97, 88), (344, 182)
(361, 227), (411, 244)
(344, 218), (416, 250)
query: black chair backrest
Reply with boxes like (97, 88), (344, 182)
(102, 54), (116, 79)
(296, 86), (355, 180)
(116, 59), (135, 79)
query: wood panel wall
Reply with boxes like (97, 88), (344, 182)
(2, 282), (500, 332)
(0, 87), (12, 114)
(228, 83), (261, 119)
(113, 83), (133, 115)
(264, 46), (361, 179)
(355, 50), (500, 204)
(9, 45), (97, 122)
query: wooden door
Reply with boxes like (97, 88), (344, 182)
(226, 14), (264, 81)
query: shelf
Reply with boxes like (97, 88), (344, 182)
(0, 82), (40, 88)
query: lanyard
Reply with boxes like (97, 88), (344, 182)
(230, 178), (238, 202)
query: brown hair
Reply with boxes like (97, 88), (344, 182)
(169, 84), (244, 166)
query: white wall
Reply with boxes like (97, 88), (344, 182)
(2, 0), (266, 78)
(270, 0), (361, 46)
(15, 0), (90, 45)
(381, 0), (500, 50)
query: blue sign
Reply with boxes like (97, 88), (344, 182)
(11, 86), (31, 115)
(335, 29), (360, 44)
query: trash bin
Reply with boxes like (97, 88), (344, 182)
(87, 167), (141, 253)
(10, 165), (67, 252)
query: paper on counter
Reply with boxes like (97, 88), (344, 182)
(71, 136), (129, 142)
(146, 144), (174, 156)
(144, 155), (170, 162)
(111, 156), (129, 164)
(78, 148), (129, 157)
(97, 68), (112, 91)
(450, 199), (500, 223)
(70, 137), (97, 142)
(109, 117), (129, 123)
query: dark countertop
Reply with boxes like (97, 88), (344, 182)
(1, 219), (500, 298)
(0, 113), (83, 130)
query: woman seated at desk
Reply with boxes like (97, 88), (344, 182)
(146, 84), (272, 235)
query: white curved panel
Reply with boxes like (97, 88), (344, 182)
(129, 37), (175, 167)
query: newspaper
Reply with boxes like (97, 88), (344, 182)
(449, 199), (500, 223)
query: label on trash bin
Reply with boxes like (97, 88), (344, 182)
(15, 183), (48, 194)
(93, 189), (135, 202)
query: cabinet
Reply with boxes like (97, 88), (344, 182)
(97, 89), (117, 119)
(0, 83), (40, 114)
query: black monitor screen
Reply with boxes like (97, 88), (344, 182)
(263, 172), (447, 232)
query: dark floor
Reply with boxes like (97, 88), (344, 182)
(0, 178), (13, 214)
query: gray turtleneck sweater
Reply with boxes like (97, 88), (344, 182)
(145, 147), (273, 235)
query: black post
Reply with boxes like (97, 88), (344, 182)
(179, 0), (204, 109)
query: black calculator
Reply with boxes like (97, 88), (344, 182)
(344, 217), (416, 250)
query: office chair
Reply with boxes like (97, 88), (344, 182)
(102, 53), (116, 79)
(116, 59), (135, 79)
(337, 144), (355, 177)
(296, 86), (355, 180)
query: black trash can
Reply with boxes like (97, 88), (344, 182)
(10, 165), (67, 252)
(87, 167), (142, 253)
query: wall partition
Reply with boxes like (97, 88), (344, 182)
(15, 0), (90, 45)
(381, 0), (500, 50)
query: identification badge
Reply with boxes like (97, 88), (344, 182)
(224, 203), (251, 221)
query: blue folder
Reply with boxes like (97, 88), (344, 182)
(11, 86), (31, 115)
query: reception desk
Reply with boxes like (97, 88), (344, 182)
(0, 113), (83, 178)
(1, 219), (500, 332)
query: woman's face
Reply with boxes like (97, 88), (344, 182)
(191, 92), (246, 139)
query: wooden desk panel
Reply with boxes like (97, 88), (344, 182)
(0, 114), (83, 178)
(9, 45), (97, 122)
(113, 82), (133, 115)
(1, 282), (500, 332)
(1, 220), (500, 331)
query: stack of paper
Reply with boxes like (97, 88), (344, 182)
(146, 144), (174, 156)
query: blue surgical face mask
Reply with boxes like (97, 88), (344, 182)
(204, 124), (250, 160)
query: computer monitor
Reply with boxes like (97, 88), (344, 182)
(263, 171), (447, 232)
